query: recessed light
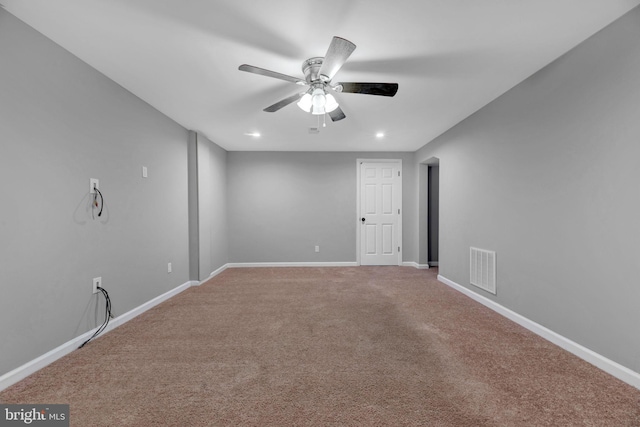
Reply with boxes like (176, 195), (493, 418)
(244, 132), (261, 137)
(376, 132), (385, 138)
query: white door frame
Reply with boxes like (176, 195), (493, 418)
(356, 159), (403, 266)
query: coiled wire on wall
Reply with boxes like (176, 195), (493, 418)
(79, 286), (113, 348)
(92, 185), (104, 219)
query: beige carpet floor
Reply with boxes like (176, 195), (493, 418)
(1, 267), (639, 426)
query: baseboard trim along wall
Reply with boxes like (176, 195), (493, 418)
(437, 274), (640, 391)
(227, 262), (359, 268)
(192, 263), (228, 286)
(0, 280), (194, 392)
(402, 262), (430, 269)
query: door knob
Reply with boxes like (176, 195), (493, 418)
(361, 217), (365, 223)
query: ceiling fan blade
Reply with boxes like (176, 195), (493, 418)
(318, 37), (356, 82)
(239, 64), (306, 85)
(336, 82), (398, 97)
(263, 92), (305, 112)
(328, 106), (346, 122)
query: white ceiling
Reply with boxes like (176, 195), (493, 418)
(3, 0), (639, 152)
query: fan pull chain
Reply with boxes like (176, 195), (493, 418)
(323, 113), (327, 128)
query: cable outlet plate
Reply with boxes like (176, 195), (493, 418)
(90, 178), (99, 194)
(93, 277), (101, 294)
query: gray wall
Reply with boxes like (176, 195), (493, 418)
(227, 152), (416, 264)
(196, 133), (229, 279)
(415, 6), (640, 372)
(0, 9), (190, 375)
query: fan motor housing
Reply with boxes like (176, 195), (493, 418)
(302, 57), (324, 83)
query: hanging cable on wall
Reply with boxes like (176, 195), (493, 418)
(78, 286), (113, 349)
(92, 185), (104, 219)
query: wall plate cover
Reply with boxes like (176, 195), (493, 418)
(90, 178), (99, 194)
(92, 277), (102, 294)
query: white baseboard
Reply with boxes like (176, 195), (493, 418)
(208, 263), (228, 279)
(227, 262), (431, 269)
(0, 280), (193, 392)
(192, 263), (228, 285)
(402, 262), (430, 269)
(227, 262), (358, 268)
(437, 275), (640, 390)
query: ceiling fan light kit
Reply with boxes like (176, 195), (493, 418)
(297, 93), (312, 113)
(323, 93), (339, 113)
(239, 36), (398, 125)
(298, 87), (339, 115)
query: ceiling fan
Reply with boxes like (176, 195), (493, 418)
(239, 36), (398, 122)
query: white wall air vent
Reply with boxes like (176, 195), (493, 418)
(470, 247), (496, 295)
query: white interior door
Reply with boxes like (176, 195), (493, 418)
(358, 160), (402, 265)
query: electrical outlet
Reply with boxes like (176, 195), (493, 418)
(168, 262), (172, 273)
(142, 166), (148, 178)
(90, 178), (99, 194)
(92, 277), (102, 294)
(315, 246), (320, 253)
